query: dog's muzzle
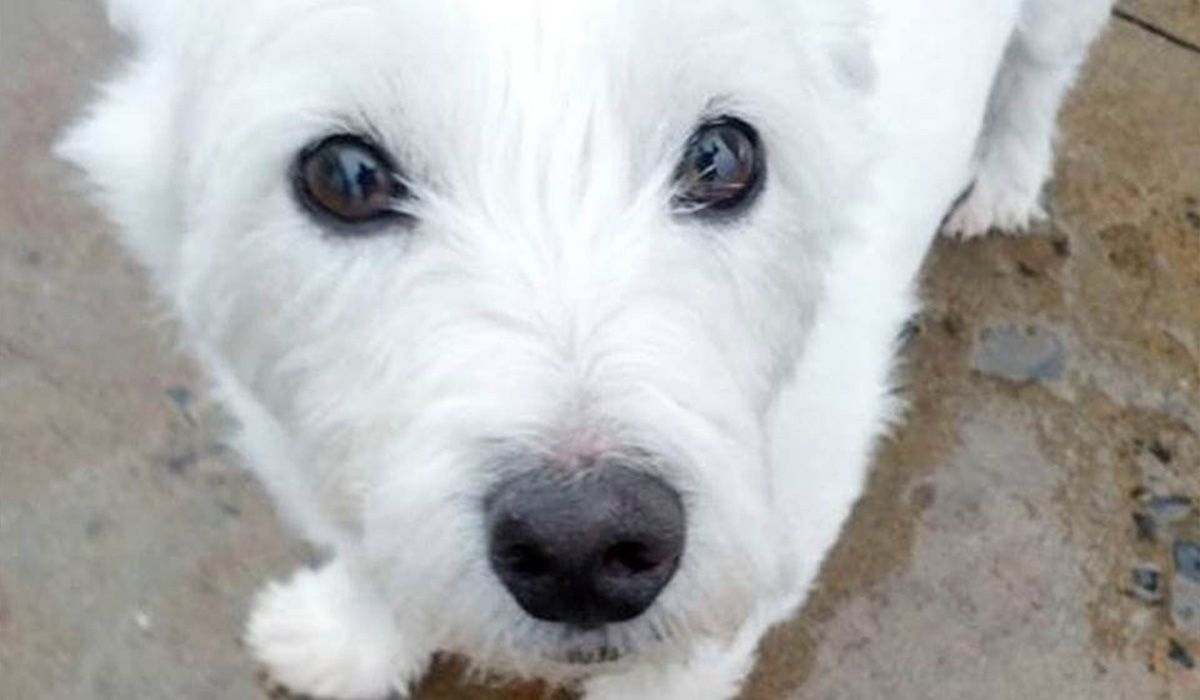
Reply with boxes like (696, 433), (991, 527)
(485, 464), (685, 629)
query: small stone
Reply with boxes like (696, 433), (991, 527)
(165, 449), (198, 475)
(1130, 566), (1163, 604)
(1169, 639), (1195, 670)
(1132, 512), (1157, 542)
(1172, 548), (1200, 633)
(910, 482), (937, 513)
(1149, 440), (1174, 464)
(941, 314), (964, 338)
(84, 516), (106, 539)
(971, 323), (1067, 383)
(165, 385), (197, 426)
(1140, 495), (1194, 532)
(134, 610), (153, 633)
(165, 385), (191, 409)
(1187, 210), (1200, 231)
(1173, 578), (1200, 631)
(897, 318), (922, 352)
(1175, 542), (1200, 583)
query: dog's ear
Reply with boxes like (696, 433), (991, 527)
(56, 0), (186, 280)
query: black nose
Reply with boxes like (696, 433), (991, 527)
(485, 465), (685, 628)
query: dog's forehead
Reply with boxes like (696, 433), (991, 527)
(213, 0), (801, 129)
(311, 0), (787, 63)
(181, 0), (821, 208)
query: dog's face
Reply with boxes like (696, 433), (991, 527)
(65, 0), (873, 674)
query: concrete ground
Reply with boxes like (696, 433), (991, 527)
(2, 1), (1198, 698)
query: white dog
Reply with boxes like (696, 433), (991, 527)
(61, 0), (1113, 697)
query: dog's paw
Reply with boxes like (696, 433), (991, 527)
(246, 560), (428, 700)
(940, 173), (1047, 240)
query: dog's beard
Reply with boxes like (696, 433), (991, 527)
(457, 604), (695, 679)
(366, 496), (762, 679)
(519, 619), (667, 668)
(393, 545), (769, 680)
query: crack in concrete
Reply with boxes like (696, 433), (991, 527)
(1113, 8), (1200, 56)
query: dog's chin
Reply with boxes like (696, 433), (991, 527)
(517, 623), (660, 673)
(551, 644), (628, 667)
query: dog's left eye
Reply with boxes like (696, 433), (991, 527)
(293, 134), (409, 230)
(672, 117), (764, 219)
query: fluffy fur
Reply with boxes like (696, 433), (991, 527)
(60, 0), (1113, 697)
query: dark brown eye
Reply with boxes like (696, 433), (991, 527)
(672, 117), (764, 219)
(294, 134), (409, 230)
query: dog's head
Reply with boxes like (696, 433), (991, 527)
(63, 0), (881, 675)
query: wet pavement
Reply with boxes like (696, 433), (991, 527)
(2, 2), (1198, 699)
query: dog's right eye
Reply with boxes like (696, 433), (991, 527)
(672, 117), (764, 220)
(293, 135), (410, 231)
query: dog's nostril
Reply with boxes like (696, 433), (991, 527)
(602, 541), (662, 577)
(502, 544), (555, 577)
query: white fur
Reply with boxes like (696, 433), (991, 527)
(941, 0), (1114, 238)
(59, 0), (1113, 697)
(246, 557), (427, 699)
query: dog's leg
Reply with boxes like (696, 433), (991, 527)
(246, 556), (431, 700)
(942, 0), (1113, 239)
